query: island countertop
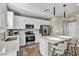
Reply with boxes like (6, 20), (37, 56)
(39, 35), (72, 56)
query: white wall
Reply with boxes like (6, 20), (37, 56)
(63, 16), (79, 47)
(74, 17), (79, 47)
(50, 16), (64, 36)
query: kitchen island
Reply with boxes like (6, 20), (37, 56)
(39, 36), (72, 56)
(0, 35), (19, 56)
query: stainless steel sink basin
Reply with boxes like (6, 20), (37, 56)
(5, 37), (17, 41)
(3, 36), (17, 42)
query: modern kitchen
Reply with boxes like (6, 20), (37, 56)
(0, 3), (79, 56)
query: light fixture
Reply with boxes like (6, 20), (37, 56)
(53, 6), (55, 15)
(63, 4), (66, 18)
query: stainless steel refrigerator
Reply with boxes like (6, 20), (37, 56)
(40, 25), (51, 36)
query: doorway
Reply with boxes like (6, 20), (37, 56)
(63, 20), (76, 38)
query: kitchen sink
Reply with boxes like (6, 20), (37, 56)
(3, 36), (17, 42)
(5, 37), (17, 41)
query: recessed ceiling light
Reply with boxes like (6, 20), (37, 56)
(76, 4), (79, 6)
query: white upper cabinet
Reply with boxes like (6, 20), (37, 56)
(14, 15), (49, 29)
(7, 11), (14, 29)
(14, 16), (25, 29)
(0, 3), (7, 28)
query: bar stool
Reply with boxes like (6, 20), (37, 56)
(68, 39), (78, 56)
(50, 42), (67, 56)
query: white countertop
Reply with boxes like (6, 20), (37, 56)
(43, 36), (72, 44)
(40, 35), (72, 56)
(43, 36), (64, 44)
(6, 35), (18, 39)
(57, 35), (72, 39)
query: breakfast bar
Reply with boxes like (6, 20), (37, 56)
(40, 36), (72, 56)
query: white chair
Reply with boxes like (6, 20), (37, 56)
(68, 39), (78, 55)
(50, 42), (67, 56)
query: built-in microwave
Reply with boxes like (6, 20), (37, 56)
(25, 24), (34, 29)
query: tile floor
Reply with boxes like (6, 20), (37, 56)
(17, 43), (42, 56)
(17, 43), (79, 56)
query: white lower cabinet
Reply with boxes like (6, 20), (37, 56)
(18, 30), (25, 46)
(35, 34), (40, 43)
(0, 37), (19, 56)
(39, 36), (48, 56)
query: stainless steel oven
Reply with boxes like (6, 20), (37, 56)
(25, 32), (35, 45)
(26, 35), (35, 42)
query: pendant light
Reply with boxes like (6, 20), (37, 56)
(63, 4), (66, 18)
(53, 6), (55, 15)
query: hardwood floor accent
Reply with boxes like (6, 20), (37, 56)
(68, 47), (79, 56)
(17, 43), (79, 56)
(17, 43), (42, 56)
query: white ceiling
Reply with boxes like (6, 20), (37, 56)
(7, 3), (79, 19)
(28, 3), (79, 16)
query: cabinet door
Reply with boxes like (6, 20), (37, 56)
(18, 31), (25, 46)
(0, 3), (7, 28)
(39, 37), (48, 56)
(14, 18), (25, 29)
(7, 11), (14, 29)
